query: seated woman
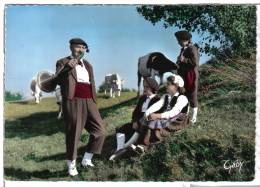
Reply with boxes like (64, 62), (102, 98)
(109, 77), (160, 161)
(140, 74), (189, 145)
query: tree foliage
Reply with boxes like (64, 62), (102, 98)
(137, 5), (256, 57)
(98, 81), (106, 93)
(5, 91), (23, 102)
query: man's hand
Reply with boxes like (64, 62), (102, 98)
(67, 59), (78, 68)
(148, 113), (161, 120)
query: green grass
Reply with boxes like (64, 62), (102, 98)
(4, 56), (256, 181)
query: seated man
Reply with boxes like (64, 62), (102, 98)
(139, 74), (189, 144)
(109, 77), (160, 160)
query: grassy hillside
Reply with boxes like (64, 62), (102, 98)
(4, 55), (255, 181)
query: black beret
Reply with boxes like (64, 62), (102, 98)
(69, 38), (89, 52)
(174, 30), (192, 41)
(144, 77), (159, 92)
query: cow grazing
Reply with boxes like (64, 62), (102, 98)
(30, 78), (42, 104)
(137, 52), (179, 95)
(104, 73), (123, 98)
(55, 87), (63, 119)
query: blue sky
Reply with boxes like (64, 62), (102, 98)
(5, 5), (211, 99)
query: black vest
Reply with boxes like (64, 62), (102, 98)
(139, 95), (161, 117)
(132, 95), (160, 122)
(156, 94), (188, 114)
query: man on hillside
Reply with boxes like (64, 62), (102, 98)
(55, 38), (106, 176)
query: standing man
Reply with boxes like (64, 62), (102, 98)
(55, 38), (106, 176)
(175, 30), (200, 124)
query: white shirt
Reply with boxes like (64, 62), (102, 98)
(70, 55), (90, 83)
(145, 92), (188, 119)
(141, 94), (156, 112)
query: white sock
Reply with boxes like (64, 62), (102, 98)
(187, 106), (190, 115)
(125, 132), (139, 147)
(191, 107), (198, 122)
(83, 152), (93, 162)
(116, 133), (125, 151)
(67, 159), (76, 168)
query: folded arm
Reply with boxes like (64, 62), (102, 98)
(161, 95), (188, 119)
(145, 95), (165, 118)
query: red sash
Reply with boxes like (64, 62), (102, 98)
(74, 82), (92, 98)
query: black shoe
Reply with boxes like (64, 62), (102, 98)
(135, 145), (145, 154)
(109, 148), (128, 161)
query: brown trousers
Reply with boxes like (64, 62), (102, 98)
(186, 88), (198, 108)
(62, 97), (106, 161)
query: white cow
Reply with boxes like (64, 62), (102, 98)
(55, 87), (63, 119)
(137, 52), (179, 95)
(30, 78), (42, 104)
(104, 73), (123, 98)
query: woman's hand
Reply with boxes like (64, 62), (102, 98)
(149, 113), (161, 120)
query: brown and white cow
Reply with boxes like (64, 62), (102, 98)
(30, 78), (42, 104)
(137, 52), (178, 95)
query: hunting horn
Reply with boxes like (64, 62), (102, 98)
(36, 64), (72, 93)
(37, 52), (84, 93)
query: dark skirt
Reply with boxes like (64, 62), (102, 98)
(139, 113), (187, 129)
(138, 113), (189, 145)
